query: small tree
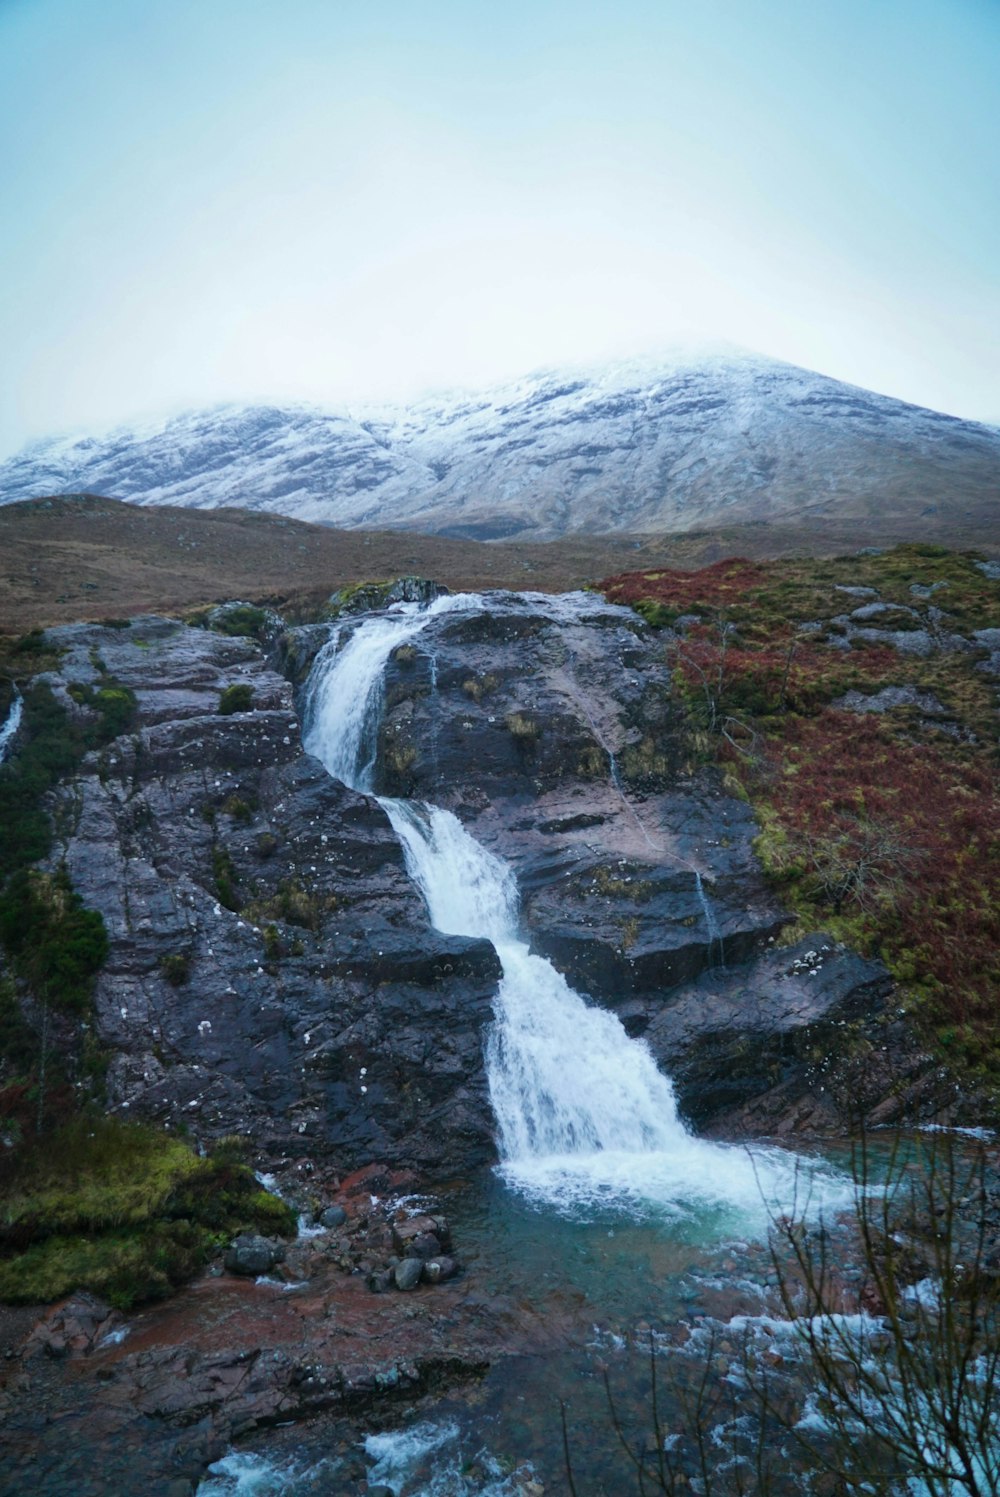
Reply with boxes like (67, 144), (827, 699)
(801, 814), (927, 916)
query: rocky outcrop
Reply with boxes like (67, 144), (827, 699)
(0, 586), (937, 1495)
(620, 936), (895, 1131)
(343, 587), (897, 1130)
(369, 592), (785, 1001)
(9, 589), (905, 1177)
(34, 616), (500, 1175)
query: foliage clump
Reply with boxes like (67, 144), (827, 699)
(0, 1118), (295, 1309)
(159, 951), (190, 987)
(247, 876), (338, 932)
(218, 682), (255, 714)
(0, 866), (107, 1013)
(206, 604), (272, 640)
(506, 711), (541, 740)
(212, 846), (240, 911)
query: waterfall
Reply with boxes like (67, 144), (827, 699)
(303, 597), (847, 1221)
(0, 686), (23, 764)
(694, 871), (726, 970)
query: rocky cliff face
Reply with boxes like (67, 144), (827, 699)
(2, 351), (997, 541)
(37, 616), (501, 1175)
(0, 587), (915, 1185)
(357, 589), (901, 1128)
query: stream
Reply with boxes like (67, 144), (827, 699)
(202, 593), (858, 1494)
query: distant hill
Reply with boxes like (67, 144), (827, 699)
(1, 351), (998, 543)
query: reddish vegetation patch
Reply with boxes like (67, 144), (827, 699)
(674, 628), (903, 720)
(603, 558), (771, 617)
(601, 546), (1000, 1071)
(764, 713), (1000, 1040)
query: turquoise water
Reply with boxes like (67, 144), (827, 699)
(198, 1153), (864, 1495)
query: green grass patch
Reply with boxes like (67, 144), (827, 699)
(0, 676), (137, 882)
(212, 846), (240, 911)
(208, 604), (271, 639)
(0, 1117), (296, 1308)
(246, 876), (339, 932)
(0, 866), (107, 1014)
(218, 683), (255, 714)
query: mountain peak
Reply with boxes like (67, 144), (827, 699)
(2, 354), (998, 542)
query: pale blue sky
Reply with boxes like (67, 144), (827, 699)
(1, 0), (998, 455)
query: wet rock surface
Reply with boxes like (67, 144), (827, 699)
(19, 597), (907, 1161)
(369, 591), (786, 1005)
(630, 935), (896, 1131)
(361, 588), (895, 1126)
(37, 616), (501, 1175)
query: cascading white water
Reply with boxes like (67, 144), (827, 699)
(303, 596), (849, 1222)
(0, 685), (23, 764)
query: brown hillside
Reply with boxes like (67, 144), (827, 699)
(0, 494), (996, 634)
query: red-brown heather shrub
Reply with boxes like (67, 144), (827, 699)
(600, 549), (1000, 1066)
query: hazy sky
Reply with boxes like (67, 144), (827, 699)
(1, 0), (998, 456)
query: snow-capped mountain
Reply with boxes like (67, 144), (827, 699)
(2, 352), (998, 540)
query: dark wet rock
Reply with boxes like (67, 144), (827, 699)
(393, 1258), (423, 1291)
(392, 1215), (452, 1257)
(362, 590), (783, 1000)
(624, 935), (896, 1131)
(26, 617), (501, 1176)
(422, 1257), (456, 1284)
(224, 1235), (285, 1277)
(21, 1295), (122, 1361)
(406, 1232), (442, 1260)
(273, 622), (332, 687)
(320, 1205), (348, 1229)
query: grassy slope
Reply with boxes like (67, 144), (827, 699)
(1, 493), (997, 634)
(601, 545), (1000, 1083)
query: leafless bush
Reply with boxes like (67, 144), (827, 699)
(566, 1133), (1000, 1495)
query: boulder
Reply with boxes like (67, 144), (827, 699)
(224, 1235), (285, 1277)
(422, 1257), (457, 1284)
(393, 1258), (423, 1292)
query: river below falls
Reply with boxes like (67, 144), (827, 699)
(198, 1148), (863, 1497)
(197, 593), (860, 1495)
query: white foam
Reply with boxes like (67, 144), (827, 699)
(198, 1451), (338, 1494)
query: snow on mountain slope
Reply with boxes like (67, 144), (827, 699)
(2, 351), (998, 540)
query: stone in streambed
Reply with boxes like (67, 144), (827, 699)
(319, 1204), (347, 1228)
(405, 1232), (442, 1260)
(392, 1214), (452, 1255)
(393, 1258), (423, 1292)
(224, 1234), (285, 1277)
(422, 1256), (456, 1284)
